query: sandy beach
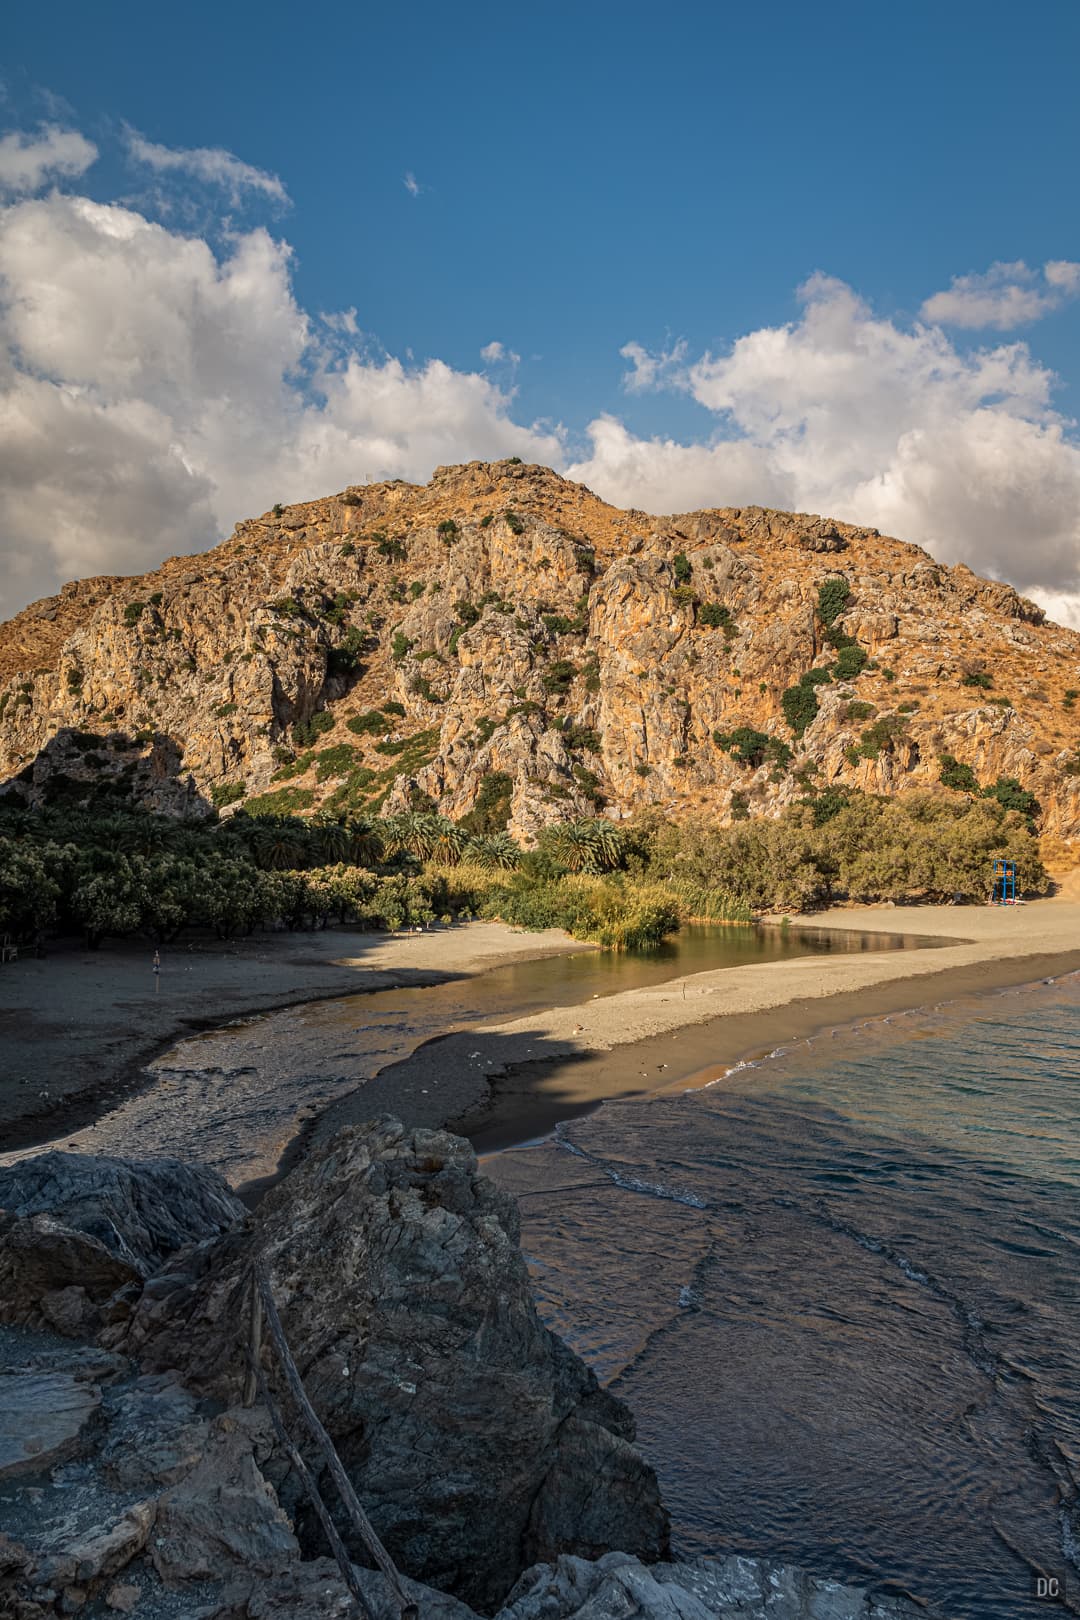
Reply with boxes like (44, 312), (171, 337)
(0, 922), (590, 1152)
(3, 898), (1080, 1189)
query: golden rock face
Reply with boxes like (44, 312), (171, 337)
(1, 459), (1078, 844)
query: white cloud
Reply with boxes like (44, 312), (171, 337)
(0, 125), (97, 193)
(567, 273), (1080, 618)
(0, 188), (560, 616)
(921, 258), (1080, 329)
(3, 131), (1080, 633)
(481, 340), (521, 365)
(403, 171), (421, 197)
(125, 129), (289, 207)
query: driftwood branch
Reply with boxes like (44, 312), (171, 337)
(250, 1353), (377, 1620)
(250, 1256), (419, 1620)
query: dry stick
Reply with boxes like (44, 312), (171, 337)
(243, 1269), (262, 1408)
(250, 1353), (377, 1620)
(253, 1259), (419, 1620)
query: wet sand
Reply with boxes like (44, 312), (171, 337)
(0, 923), (589, 1152)
(5, 900), (1080, 1195)
(314, 900), (1080, 1160)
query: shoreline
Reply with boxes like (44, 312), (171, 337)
(0, 923), (592, 1154)
(287, 898), (1080, 1180)
(460, 944), (1080, 1154)
(7, 900), (1080, 1198)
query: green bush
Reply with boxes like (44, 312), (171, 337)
(272, 751), (315, 782)
(939, 754), (979, 794)
(781, 683), (820, 736)
(983, 776), (1040, 820)
(817, 577), (851, 627)
(504, 511), (525, 535)
(962, 669), (994, 689)
(833, 642), (868, 680)
(391, 630), (414, 663)
(123, 602), (146, 627)
(292, 710), (336, 748)
(459, 771), (514, 835)
(347, 710), (390, 737)
(542, 658), (577, 696)
(245, 785), (316, 817)
(315, 743), (358, 781)
(673, 552), (692, 584)
(438, 519), (459, 542)
(698, 602), (736, 635)
(211, 781), (246, 809)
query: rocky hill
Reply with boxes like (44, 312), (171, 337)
(2, 459), (1079, 847)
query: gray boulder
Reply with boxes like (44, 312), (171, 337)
(0, 1151), (245, 1334)
(114, 1118), (669, 1610)
(499, 1552), (932, 1620)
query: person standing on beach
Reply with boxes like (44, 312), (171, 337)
(153, 948), (161, 993)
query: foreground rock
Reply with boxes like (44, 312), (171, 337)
(113, 1118), (669, 1608)
(0, 1152), (244, 1335)
(0, 1132), (936, 1620)
(499, 1552), (927, 1620)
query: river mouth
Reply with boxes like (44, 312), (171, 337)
(150, 921), (933, 1184)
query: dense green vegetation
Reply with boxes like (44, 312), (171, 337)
(0, 773), (1046, 958)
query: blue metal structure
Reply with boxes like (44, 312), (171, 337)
(991, 857), (1017, 905)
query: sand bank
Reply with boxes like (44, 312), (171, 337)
(330, 898), (1080, 1155)
(0, 923), (590, 1152)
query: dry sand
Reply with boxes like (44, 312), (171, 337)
(318, 897), (1080, 1158)
(3, 900), (1079, 1190)
(0, 923), (589, 1152)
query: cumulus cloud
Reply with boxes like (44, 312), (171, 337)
(567, 273), (1080, 620)
(480, 340), (520, 365)
(921, 258), (1080, 329)
(3, 131), (1080, 632)
(0, 124), (97, 193)
(403, 171), (421, 197)
(125, 129), (289, 207)
(0, 189), (560, 616)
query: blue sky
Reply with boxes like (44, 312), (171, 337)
(3, 0), (1080, 618)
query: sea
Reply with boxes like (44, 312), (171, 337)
(489, 971), (1080, 1619)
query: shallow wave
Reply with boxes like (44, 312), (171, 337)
(494, 974), (1080, 1620)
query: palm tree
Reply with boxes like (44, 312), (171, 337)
(311, 816), (349, 865)
(251, 815), (310, 871)
(342, 814), (384, 867)
(469, 832), (520, 871)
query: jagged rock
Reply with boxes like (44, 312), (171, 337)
(0, 1370), (102, 1479)
(1, 459), (1077, 842)
(103, 1584), (140, 1613)
(114, 1119), (669, 1610)
(209, 1558), (478, 1620)
(149, 1411), (299, 1585)
(32, 1501), (155, 1592)
(498, 1552), (931, 1620)
(0, 1152), (245, 1333)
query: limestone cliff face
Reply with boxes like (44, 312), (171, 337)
(3, 460), (1080, 843)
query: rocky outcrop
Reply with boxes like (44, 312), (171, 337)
(112, 1118), (669, 1609)
(1, 459), (1078, 844)
(499, 1552), (928, 1620)
(0, 1131), (937, 1620)
(0, 1152), (244, 1335)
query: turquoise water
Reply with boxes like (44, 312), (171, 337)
(491, 973), (1080, 1618)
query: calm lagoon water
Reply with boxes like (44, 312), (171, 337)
(491, 973), (1080, 1619)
